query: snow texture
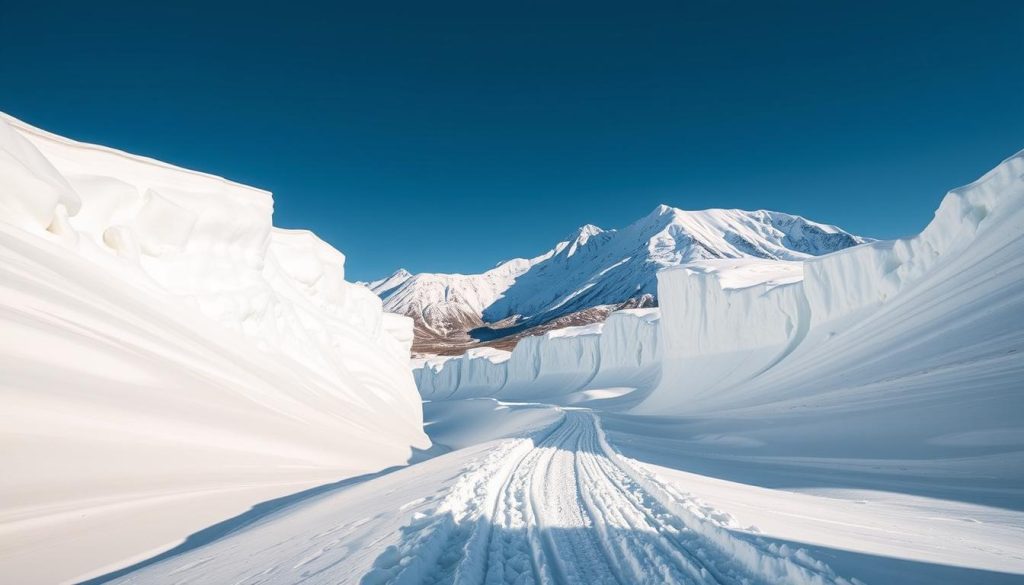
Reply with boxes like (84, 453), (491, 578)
(0, 112), (429, 584)
(641, 147), (1024, 416)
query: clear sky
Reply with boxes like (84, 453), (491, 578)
(2, 1), (1021, 280)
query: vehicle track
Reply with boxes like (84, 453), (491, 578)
(365, 411), (855, 585)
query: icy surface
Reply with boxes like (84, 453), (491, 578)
(0, 112), (428, 584)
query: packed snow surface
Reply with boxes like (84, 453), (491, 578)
(99, 411), (866, 585)
(0, 112), (428, 584)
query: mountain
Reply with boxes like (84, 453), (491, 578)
(367, 205), (870, 354)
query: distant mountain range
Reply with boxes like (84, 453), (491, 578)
(365, 205), (870, 354)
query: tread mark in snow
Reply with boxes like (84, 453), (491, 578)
(365, 411), (856, 585)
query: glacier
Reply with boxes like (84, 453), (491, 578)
(0, 112), (429, 584)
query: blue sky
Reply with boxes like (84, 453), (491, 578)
(2, 1), (1021, 280)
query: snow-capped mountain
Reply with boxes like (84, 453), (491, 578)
(367, 205), (870, 350)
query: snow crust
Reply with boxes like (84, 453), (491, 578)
(0, 112), (428, 583)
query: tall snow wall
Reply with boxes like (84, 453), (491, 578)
(637, 149), (1024, 416)
(0, 112), (429, 582)
(414, 309), (662, 401)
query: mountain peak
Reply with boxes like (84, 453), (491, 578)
(650, 203), (675, 216)
(371, 206), (868, 350)
(567, 223), (604, 242)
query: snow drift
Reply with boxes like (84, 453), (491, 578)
(0, 113), (428, 583)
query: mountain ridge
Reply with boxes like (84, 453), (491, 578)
(366, 205), (871, 353)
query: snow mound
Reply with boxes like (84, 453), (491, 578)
(0, 112), (428, 583)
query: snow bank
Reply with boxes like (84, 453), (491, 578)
(0, 112), (428, 583)
(588, 308), (662, 390)
(414, 309), (662, 401)
(638, 148), (1024, 415)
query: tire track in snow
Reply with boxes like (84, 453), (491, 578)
(365, 411), (860, 585)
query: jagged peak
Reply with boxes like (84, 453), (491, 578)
(563, 223), (605, 243)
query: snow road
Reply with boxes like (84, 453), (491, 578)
(102, 409), (858, 584)
(359, 410), (853, 585)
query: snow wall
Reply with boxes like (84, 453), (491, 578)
(414, 308), (662, 401)
(638, 148), (1024, 416)
(0, 112), (430, 534)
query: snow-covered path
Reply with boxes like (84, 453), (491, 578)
(95, 399), (1024, 585)
(360, 410), (853, 585)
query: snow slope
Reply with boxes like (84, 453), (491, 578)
(0, 113), (428, 584)
(368, 206), (867, 344)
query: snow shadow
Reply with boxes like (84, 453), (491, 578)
(358, 510), (1024, 585)
(77, 427), (1022, 585)
(598, 412), (1024, 512)
(77, 451), (435, 585)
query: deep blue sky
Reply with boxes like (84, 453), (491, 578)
(2, 1), (1021, 280)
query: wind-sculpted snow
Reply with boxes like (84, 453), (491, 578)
(415, 308), (663, 401)
(0, 112), (428, 583)
(638, 148), (1024, 416)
